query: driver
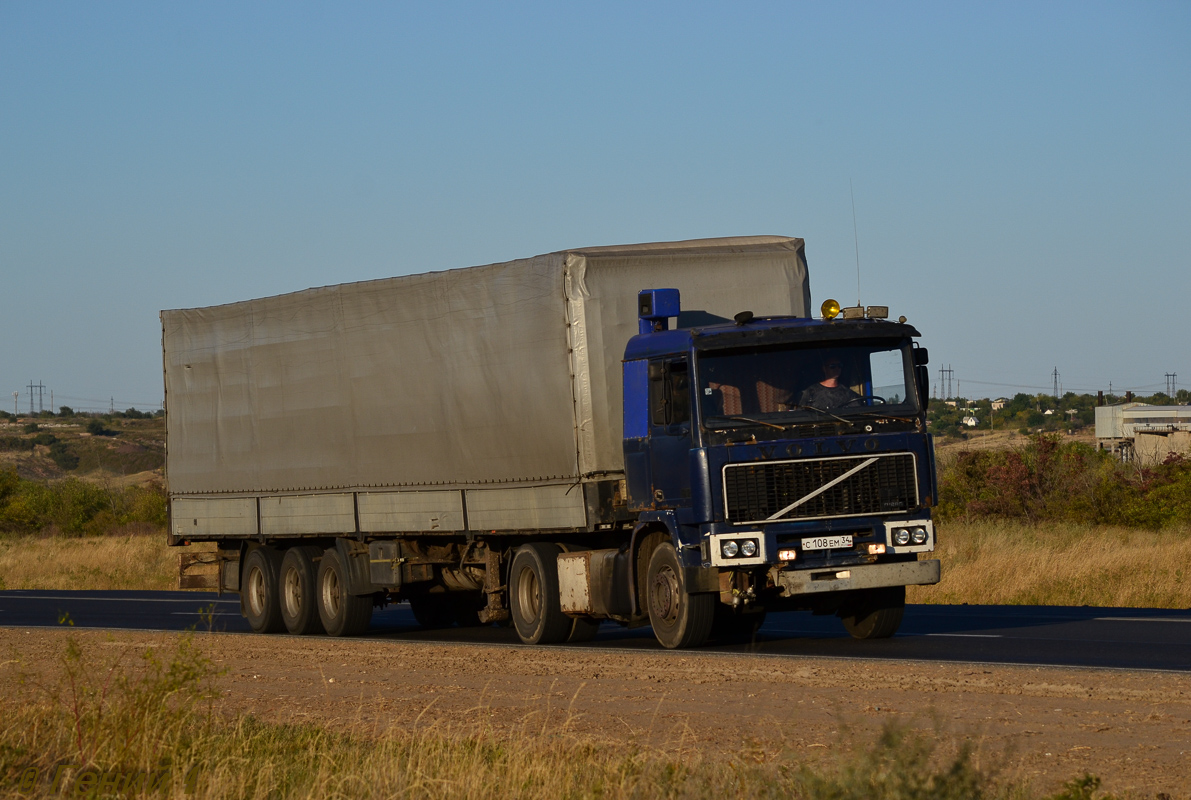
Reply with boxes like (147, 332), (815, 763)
(798, 357), (859, 409)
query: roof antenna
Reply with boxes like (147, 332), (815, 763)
(850, 178), (861, 307)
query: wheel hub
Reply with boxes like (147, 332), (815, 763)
(248, 566), (266, 616)
(516, 566), (541, 623)
(650, 565), (680, 625)
(284, 568), (302, 617)
(322, 570), (341, 618)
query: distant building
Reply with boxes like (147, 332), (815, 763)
(991, 398), (1008, 411)
(1095, 403), (1191, 463)
(944, 400), (957, 408)
(962, 416), (979, 427)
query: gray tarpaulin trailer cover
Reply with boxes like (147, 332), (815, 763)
(162, 236), (810, 539)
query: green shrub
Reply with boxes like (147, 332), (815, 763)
(938, 435), (1191, 529)
(0, 436), (34, 452)
(48, 441), (80, 471)
(0, 469), (168, 535)
(85, 418), (111, 436)
(122, 484), (169, 527)
(23, 422), (39, 433)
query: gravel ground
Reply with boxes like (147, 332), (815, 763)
(5, 628), (1189, 797)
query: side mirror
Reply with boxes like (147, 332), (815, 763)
(913, 348), (929, 366)
(915, 365), (930, 409)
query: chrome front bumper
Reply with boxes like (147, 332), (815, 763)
(773, 559), (941, 597)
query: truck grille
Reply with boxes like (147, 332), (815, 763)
(723, 453), (918, 522)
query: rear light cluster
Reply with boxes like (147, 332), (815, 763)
(721, 538), (759, 559)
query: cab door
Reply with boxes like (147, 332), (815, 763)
(648, 358), (693, 508)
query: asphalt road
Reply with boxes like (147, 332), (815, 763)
(3, 590), (1190, 672)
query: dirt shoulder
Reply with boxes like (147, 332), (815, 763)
(4, 628), (1188, 797)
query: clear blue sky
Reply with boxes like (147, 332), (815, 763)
(2, 2), (1188, 412)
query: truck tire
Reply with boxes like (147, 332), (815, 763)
(409, 594), (456, 630)
(279, 547), (324, 636)
(710, 604), (766, 643)
(566, 617), (601, 643)
(839, 586), (905, 640)
(646, 542), (714, 649)
(316, 548), (373, 637)
(452, 593), (487, 627)
(509, 543), (572, 645)
(241, 546), (285, 634)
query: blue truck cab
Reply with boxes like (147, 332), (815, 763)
(621, 288), (941, 646)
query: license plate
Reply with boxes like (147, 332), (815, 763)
(801, 535), (853, 551)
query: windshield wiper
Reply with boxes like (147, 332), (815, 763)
(705, 414), (787, 431)
(784, 404), (853, 426)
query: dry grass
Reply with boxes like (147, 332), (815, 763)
(0, 633), (1035, 800)
(0, 526), (205, 591)
(909, 520), (1191, 608)
(5, 522), (1190, 610)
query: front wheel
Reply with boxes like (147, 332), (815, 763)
(839, 586), (905, 639)
(646, 542), (715, 649)
(710, 604), (766, 643)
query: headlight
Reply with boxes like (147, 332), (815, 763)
(892, 528), (911, 546)
(722, 540), (739, 558)
(910, 527), (928, 545)
(740, 540), (757, 557)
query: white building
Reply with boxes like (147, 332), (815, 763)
(1095, 403), (1191, 463)
(962, 416), (979, 427)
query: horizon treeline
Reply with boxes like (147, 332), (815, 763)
(929, 389), (1191, 438)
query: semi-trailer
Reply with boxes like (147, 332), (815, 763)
(162, 235), (940, 648)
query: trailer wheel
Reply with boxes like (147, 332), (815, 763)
(279, 547), (325, 635)
(646, 542), (714, 649)
(242, 547), (285, 634)
(509, 543), (572, 645)
(317, 548), (372, 637)
(839, 586), (905, 639)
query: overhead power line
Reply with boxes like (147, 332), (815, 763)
(958, 378), (1171, 394)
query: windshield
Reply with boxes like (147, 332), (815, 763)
(697, 340), (917, 426)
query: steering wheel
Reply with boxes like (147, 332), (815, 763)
(839, 395), (887, 407)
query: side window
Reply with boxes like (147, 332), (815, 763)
(649, 359), (691, 427)
(670, 362), (690, 424)
(869, 349), (907, 404)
